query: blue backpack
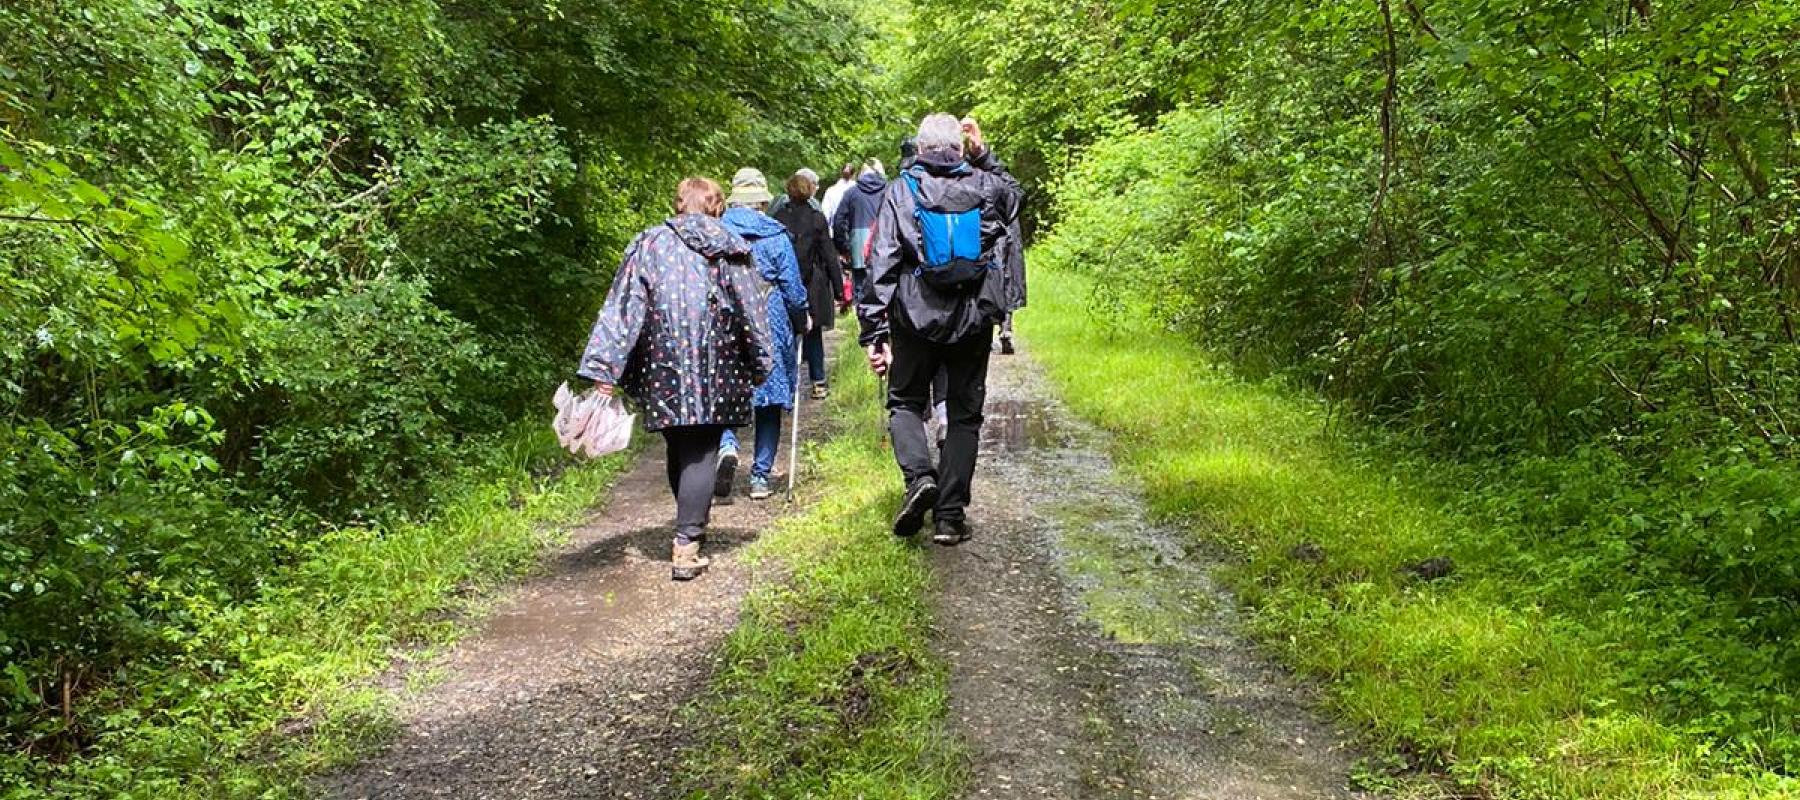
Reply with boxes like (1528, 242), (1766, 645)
(901, 171), (989, 292)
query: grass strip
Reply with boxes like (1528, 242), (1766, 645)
(13, 430), (636, 799)
(678, 353), (963, 800)
(1019, 268), (1794, 800)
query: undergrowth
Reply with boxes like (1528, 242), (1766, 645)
(677, 354), (963, 799)
(1020, 269), (1797, 800)
(2, 430), (635, 798)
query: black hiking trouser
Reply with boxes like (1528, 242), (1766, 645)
(887, 325), (993, 523)
(662, 425), (727, 545)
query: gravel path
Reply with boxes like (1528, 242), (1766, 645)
(929, 345), (1370, 800)
(322, 335), (1369, 800)
(320, 378), (831, 800)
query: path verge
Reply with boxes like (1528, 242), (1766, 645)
(1019, 269), (1789, 799)
(13, 428), (636, 799)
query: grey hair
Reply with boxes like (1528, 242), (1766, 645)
(861, 158), (884, 177)
(916, 113), (964, 160)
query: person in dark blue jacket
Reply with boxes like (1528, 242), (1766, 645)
(831, 159), (888, 306)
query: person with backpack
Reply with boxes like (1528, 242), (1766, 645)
(579, 177), (772, 581)
(715, 168), (810, 502)
(773, 170), (841, 400)
(860, 114), (1023, 545)
(832, 158), (887, 309)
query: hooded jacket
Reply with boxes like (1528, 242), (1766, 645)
(831, 171), (889, 270)
(578, 214), (772, 431)
(858, 148), (1024, 346)
(773, 199), (842, 332)
(722, 206), (809, 409)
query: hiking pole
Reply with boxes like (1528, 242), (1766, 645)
(786, 335), (804, 503)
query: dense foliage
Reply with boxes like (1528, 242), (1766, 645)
(898, 0), (1800, 785)
(1, 0), (881, 787)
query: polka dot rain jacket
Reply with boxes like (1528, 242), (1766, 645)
(577, 214), (774, 431)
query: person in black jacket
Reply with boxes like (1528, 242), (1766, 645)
(773, 171), (841, 399)
(860, 114), (1024, 546)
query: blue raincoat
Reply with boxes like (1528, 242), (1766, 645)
(723, 207), (809, 409)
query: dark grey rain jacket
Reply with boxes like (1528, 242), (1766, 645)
(858, 148), (1024, 346)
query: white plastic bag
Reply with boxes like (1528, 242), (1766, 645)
(552, 382), (635, 458)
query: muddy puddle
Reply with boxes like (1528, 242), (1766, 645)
(981, 398), (1068, 452)
(934, 352), (1367, 799)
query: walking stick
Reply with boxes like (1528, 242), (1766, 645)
(786, 335), (804, 502)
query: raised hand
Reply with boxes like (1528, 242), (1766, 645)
(960, 116), (987, 155)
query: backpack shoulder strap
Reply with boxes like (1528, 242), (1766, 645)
(901, 171), (929, 203)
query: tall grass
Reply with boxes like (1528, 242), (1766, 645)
(1019, 268), (1793, 799)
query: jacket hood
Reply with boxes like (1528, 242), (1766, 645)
(902, 161), (985, 212)
(855, 172), (888, 193)
(721, 206), (788, 240)
(912, 148), (973, 176)
(667, 213), (751, 259)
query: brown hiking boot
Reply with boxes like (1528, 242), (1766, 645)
(671, 540), (711, 581)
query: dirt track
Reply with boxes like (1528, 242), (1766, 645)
(929, 346), (1369, 799)
(320, 394), (824, 800)
(324, 339), (1371, 800)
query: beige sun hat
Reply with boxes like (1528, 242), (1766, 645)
(727, 167), (774, 205)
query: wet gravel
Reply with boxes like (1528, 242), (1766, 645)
(930, 343), (1371, 799)
(320, 334), (1371, 800)
(319, 379), (831, 800)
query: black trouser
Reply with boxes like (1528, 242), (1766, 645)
(662, 425), (727, 545)
(804, 326), (828, 385)
(887, 325), (993, 523)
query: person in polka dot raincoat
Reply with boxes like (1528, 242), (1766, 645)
(579, 177), (773, 580)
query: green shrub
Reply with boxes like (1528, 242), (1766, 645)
(1, 0), (897, 783)
(250, 278), (495, 518)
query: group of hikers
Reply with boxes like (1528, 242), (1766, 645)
(576, 113), (1025, 580)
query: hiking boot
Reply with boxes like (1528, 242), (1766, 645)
(749, 475), (773, 500)
(999, 334), (1015, 355)
(714, 446), (738, 498)
(932, 518), (972, 546)
(893, 477), (939, 537)
(671, 540), (711, 581)
(811, 383), (830, 400)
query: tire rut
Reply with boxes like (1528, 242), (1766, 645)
(930, 344), (1370, 800)
(321, 346), (838, 800)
